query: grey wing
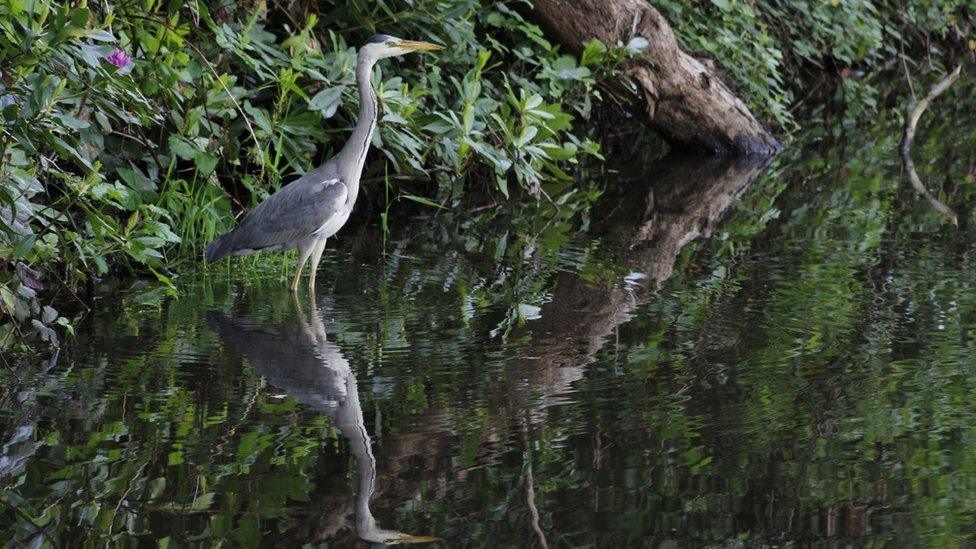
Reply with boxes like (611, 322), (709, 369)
(205, 176), (347, 261)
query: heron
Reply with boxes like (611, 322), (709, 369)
(204, 35), (443, 291)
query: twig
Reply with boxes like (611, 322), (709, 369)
(899, 52), (916, 102)
(110, 130), (149, 147)
(48, 268), (92, 312)
(210, 377), (266, 460)
(901, 65), (962, 155)
(0, 352), (23, 384)
(900, 65), (962, 226)
(106, 463), (146, 547)
(788, 77), (826, 113)
(521, 418), (548, 549)
(467, 201), (499, 214)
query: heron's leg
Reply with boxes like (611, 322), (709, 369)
(308, 238), (328, 289)
(291, 242), (314, 292)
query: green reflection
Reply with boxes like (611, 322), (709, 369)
(207, 293), (439, 544)
(3, 102), (976, 545)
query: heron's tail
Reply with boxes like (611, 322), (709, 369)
(204, 231), (236, 262)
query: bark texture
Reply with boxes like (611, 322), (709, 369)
(533, 0), (781, 155)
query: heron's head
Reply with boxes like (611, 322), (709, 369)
(360, 34), (444, 60)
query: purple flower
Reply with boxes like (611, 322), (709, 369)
(105, 49), (132, 69)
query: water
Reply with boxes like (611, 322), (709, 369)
(3, 111), (976, 546)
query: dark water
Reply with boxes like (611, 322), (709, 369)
(4, 111), (976, 546)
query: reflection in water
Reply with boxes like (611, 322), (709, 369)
(7, 116), (976, 546)
(206, 294), (438, 545)
(208, 155), (774, 544)
(511, 154), (772, 400)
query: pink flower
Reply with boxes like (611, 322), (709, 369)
(105, 49), (132, 69)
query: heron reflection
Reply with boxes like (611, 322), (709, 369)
(206, 293), (437, 545)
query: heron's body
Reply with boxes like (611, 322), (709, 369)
(204, 35), (442, 291)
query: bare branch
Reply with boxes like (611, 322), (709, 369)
(900, 65), (962, 226)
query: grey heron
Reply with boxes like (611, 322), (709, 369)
(204, 35), (443, 291)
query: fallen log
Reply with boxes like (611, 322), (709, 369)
(532, 0), (781, 155)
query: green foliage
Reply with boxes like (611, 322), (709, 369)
(653, 0), (973, 127)
(0, 0), (623, 352)
(0, 0), (969, 353)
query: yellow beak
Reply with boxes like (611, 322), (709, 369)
(399, 40), (444, 52)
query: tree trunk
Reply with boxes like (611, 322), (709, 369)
(533, 0), (781, 155)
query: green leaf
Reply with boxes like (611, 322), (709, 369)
(93, 256), (108, 275)
(400, 194), (446, 210)
(515, 125), (538, 148)
(2, 103), (19, 121)
(125, 211), (139, 233)
(496, 176), (509, 198)
(12, 235), (34, 259)
(118, 166), (155, 192)
(149, 478), (166, 499)
(53, 113), (90, 130)
(190, 492), (215, 511)
(194, 152), (218, 176)
(41, 305), (56, 323)
(49, 136), (93, 171)
(580, 39), (607, 66)
(167, 136), (198, 161)
(308, 86), (345, 119)
(69, 8), (90, 29)
(85, 29), (116, 42)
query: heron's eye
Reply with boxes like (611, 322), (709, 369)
(385, 40), (395, 46)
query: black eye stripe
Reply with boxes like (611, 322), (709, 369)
(366, 34), (396, 45)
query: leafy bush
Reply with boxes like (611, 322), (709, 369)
(0, 0), (970, 352)
(653, 0), (973, 127)
(0, 0), (619, 352)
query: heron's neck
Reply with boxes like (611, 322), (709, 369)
(338, 52), (379, 184)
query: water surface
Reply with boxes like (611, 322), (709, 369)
(3, 111), (976, 546)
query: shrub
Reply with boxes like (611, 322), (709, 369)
(0, 0), (619, 352)
(653, 0), (973, 128)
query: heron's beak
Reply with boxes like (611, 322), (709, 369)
(399, 40), (444, 52)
